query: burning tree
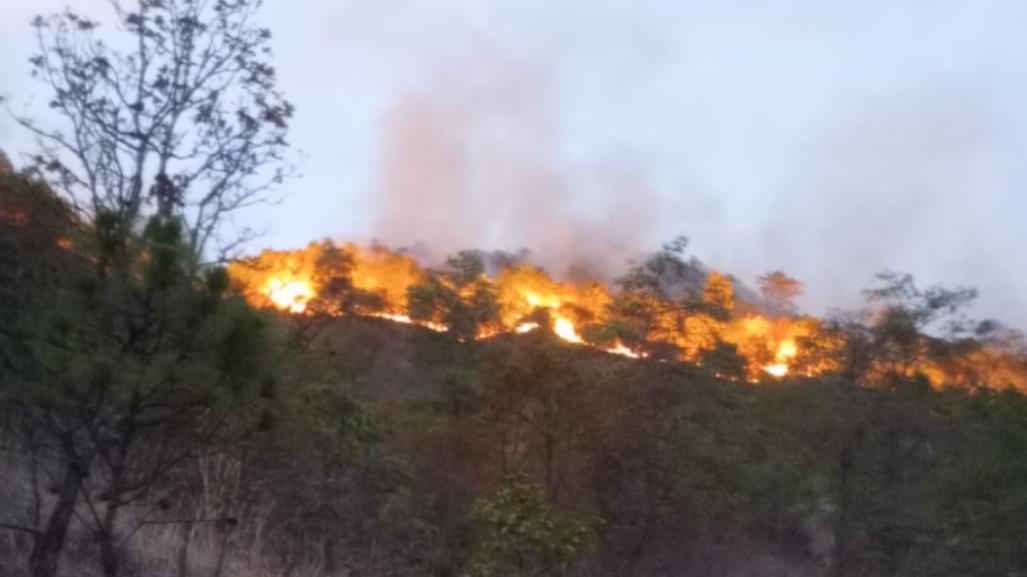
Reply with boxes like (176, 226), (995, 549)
(226, 237), (855, 376)
(408, 251), (501, 339)
(861, 271), (979, 386)
(758, 270), (804, 317)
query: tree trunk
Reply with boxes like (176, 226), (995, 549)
(29, 458), (85, 577)
(833, 443), (855, 577)
(99, 524), (120, 577)
(99, 485), (126, 577)
(99, 414), (136, 577)
(176, 523), (193, 577)
(211, 525), (232, 577)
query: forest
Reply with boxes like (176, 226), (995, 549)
(1, 1), (1026, 577)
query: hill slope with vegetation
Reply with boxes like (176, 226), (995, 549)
(1, 0), (1025, 575)
(2, 178), (1025, 575)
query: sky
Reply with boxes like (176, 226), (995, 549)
(2, 0), (1026, 328)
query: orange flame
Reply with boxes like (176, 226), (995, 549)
(606, 341), (642, 359)
(265, 278), (314, 313)
(229, 245), (824, 371)
(347, 244), (424, 313)
(370, 311), (448, 332)
(553, 317), (584, 344)
(763, 338), (798, 377)
(516, 322), (540, 334)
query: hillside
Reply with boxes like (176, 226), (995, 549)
(205, 315), (1027, 576)
(2, 1), (1026, 575)
(2, 168), (1025, 577)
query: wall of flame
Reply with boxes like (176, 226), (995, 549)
(227, 242), (1025, 389)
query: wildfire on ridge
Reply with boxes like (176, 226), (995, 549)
(495, 267), (646, 357)
(225, 242), (1027, 391)
(229, 243), (830, 375)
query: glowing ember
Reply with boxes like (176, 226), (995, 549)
(265, 278), (314, 313)
(763, 364), (789, 378)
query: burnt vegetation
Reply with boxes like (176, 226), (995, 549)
(2, 2), (1027, 577)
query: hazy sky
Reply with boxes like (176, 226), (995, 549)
(2, 1), (1026, 327)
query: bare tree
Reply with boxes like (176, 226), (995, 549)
(15, 0), (294, 258)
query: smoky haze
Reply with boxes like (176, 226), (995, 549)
(344, 1), (1027, 329)
(1, 0), (1025, 328)
(372, 56), (662, 280)
(761, 82), (1022, 326)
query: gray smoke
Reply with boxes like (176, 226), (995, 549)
(759, 81), (1026, 328)
(371, 55), (657, 281)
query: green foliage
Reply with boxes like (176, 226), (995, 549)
(0, 172), (78, 386)
(581, 318), (646, 348)
(409, 276), (460, 324)
(2, 211), (283, 577)
(276, 381), (379, 457)
(700, 340), (747, 380)
(933, 390), (1027, 575)
(5, 275), (1027, 576)
(464, 476), (593, 577)
(10, 212), (279, 423)
(4, 203), (1027, 577)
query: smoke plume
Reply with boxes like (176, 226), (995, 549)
(372, 55), (656, 280)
